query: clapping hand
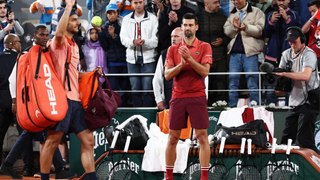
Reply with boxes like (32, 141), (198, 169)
(178, 45), (191, 62)
(211, 38), (223, 47)
(168, 11), (178, 25)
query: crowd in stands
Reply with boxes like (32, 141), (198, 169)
(83, 0), (318, 108)
(2, 0), (319, 109)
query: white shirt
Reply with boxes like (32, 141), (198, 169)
(152, 55), (165, 104)
(9, 62), (17, 98)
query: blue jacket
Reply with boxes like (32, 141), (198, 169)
(264, 8), (299, 62)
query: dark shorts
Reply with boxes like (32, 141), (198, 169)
(53, 99), (87, 134)
(169, 96), (209, 130)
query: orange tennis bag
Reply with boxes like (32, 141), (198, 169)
(16, 45), (68, 132)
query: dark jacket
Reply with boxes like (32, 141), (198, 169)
(0, 49), (18, 108)
(0, 21), (16, 52)
(99, 20), (127, 67)
(161, 49), (172, 108)
(264, 8), (299, 62)
(158, 5), (194, 53)
(197, 7), (229, 62)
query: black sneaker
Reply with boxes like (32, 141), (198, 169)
(0, 164), (22, 179)
(55, 169), (77, 179)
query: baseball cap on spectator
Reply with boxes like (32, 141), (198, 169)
(285, 28), (301, 42)
(57, 8), (78, 22)
(106, 3), (118, 12)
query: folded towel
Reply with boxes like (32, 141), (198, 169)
(142, 123), (190, 173)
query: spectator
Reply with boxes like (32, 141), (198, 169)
(218, 0), (273, 16)
(99, 3), (131, 106)
(197, 0), (229, 105)
(164, 13), (212, 180)
(220, 0), (234, 16)
(82, 25), (107, 74)
(151, 0), (169, 18)
(158, 0), (193, 53)
(264, 0), (278, 16)
(265, 0), (299, 63)
(302, 0), (320, 70)
(86, 0), (92, 20)
(39, 1), (101, 179)
(115, 0), (135, 17)
(275, 26), (319, 153)
(0, 34), (20, 177)
(152, 27), (183, 110)
(184, 0), (199, 13)
(264, 0), (299, 105)
(86, 0), (109, 23)
(249, 0), (273, 12)
(224, 0), (265, 107)
(120, 0), (158, 107)
(291, 0), (311, 26)
(0, 0), (23, 52)
(29, 0), (60, 25)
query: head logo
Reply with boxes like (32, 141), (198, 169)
(43, 64), (58, 115)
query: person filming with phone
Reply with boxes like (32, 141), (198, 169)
(0, 0), (23, 52)
(263, 0), (299, 105)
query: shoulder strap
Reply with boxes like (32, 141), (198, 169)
(35, 47), (42, 79)
(65, 46), (71, 91)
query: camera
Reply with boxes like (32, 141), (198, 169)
(260, 61), (293, 92)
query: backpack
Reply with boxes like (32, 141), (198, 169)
(16, 45), (68, 132)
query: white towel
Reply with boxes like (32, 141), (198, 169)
(142, 123), (190, 173)
(217, 106), (247, 127)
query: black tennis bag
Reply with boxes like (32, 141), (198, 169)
(213, 120), (270, 148)
(115, 118), (149, 150)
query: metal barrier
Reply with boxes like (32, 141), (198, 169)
(103, 71), (273, 106)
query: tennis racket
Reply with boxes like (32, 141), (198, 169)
(226, 137), (247, 179)
(108, 130), (139, 180)
(238, 138), (261, 179)
(96, 129), (120, 180)
(271, 139), (298, 180)
(260, 138), (278, 180)
(208, 136), (227, 179)
(181, 142), (201, 180)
